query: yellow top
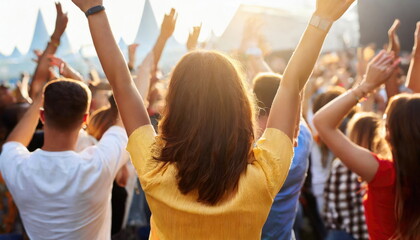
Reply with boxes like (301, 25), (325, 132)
(127, 125), (294, 240)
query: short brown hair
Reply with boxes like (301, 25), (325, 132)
(43, 79), (91, 130)
(252, 73), (282, 116)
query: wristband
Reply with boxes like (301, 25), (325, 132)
(309, 15), (332, 32)
(85, 5), (105, 18)
(351, 88), (367, 103)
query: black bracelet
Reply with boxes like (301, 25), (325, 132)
(85, 5), (105, 18)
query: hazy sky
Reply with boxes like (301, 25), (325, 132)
(0, 0), (315, 55)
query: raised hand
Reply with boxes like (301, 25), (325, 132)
(48, 55), (84, 81)
(72, 0), (103, 12)
(362, 50), (400, 91)
(186, 24), (202, 51)
(315, 0), (355, 21)
(51, 3), (68, 40)
(387, 19), (401, 57)
(48, 55), (65, 74)
(160, 8), (177, 40)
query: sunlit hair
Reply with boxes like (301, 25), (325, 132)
(312, 86), (356, 167)
(43, 78), (91, 131)
(346, 112), (390, 158)
(87, 96), (118, 140)
(252, 72), (282, 116)
(386, 93), (420, 240)
(157, 50), (256, 205)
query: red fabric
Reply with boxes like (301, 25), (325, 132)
(363, 154), (397, 240)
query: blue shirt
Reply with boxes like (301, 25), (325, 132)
(262, 122), (312, 240)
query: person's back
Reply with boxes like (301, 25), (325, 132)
(1, 132), (126, 239)
(261, 123), (312, 240)
(252, 73), (313, 239)
(72, 0), (356, 238)
(0, 79), (128, 239)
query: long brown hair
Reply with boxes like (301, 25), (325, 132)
(87, 95), (118, 140)
(347, 112), (389, 158)
(157, 50), (256, 205)
(386, 93), (420, 240)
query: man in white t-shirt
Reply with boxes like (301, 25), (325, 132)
(0, 79), (128, 239)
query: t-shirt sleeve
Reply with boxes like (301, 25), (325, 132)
(91, 126), (128, 177)
(0, 142), (31, 186)
(368, 154), (395, 188)
(126, 125), (157, 188)
(253, 128), (294, 199)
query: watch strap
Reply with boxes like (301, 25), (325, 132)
(85, 5), (105, 18)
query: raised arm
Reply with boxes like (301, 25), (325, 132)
(407, 22), (420, 93)
(267, 0), (355, 139)
(313, 51), (399, 182)
(6, 93), (42, 146)
(385, 19), (401, 99)
(72, 0), (150, 135)
(30, 3), (68, 99)
(152, 9), (177, 70)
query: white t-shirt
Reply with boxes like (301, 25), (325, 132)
(0, 126), (128, 240)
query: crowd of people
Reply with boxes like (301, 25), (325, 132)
(0, 0), (419, 239)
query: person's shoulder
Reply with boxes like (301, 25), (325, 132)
(369, 153), (395, 187)
(1, 141), (30, 161)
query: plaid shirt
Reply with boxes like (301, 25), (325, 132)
(324, 159), (369, 240)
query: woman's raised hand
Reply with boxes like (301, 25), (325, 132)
(72, 0), (103, 12)
(362, 50), (400, 91)
(315, 0), (355, 21)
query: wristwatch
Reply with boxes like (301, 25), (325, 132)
(85, 5), (105, 18)
(309, 15), (332, 32)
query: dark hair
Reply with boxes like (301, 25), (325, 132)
(43, 79), (91, 131)
(312, 86), (348, 167)
(386, 93), (420, 240)
(87, 95), (118, 140)
(157, 50), (256, 205)
(252, 73), (281, 116)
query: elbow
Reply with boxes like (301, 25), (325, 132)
(312, 113), (325, 137)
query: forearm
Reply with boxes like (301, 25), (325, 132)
(6, 95), (42, 146)
(88, 12), (132, 91)
(87, 10), (150, 134)
(385, 73), (400, 100)
(407, 52), (420, 93)
(314, 84), (366, 131)
(152, 36), (169, 69)
(282, 22), (328, 91)
(30, 40), (60, 98)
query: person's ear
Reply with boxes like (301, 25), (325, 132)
(39, 109), (45, 124)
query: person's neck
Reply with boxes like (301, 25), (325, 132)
(257, 115), (268, 139)
(42, 126), (80, 152)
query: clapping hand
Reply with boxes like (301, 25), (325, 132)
(387, 19), (401, 57)
(362, 50), (400, 91)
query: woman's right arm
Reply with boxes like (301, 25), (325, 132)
(313, 51), (399, 182)
(72, 0), (150, 135)
(267, 0), (355, 140)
